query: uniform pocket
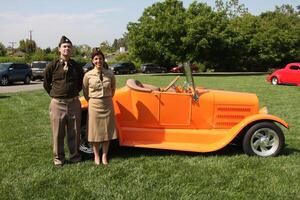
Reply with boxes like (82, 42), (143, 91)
(52, 73), (64, 81)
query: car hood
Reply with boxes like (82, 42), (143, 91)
(209, 89), (259, 108)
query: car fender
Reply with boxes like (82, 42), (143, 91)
(203, 114), (289, 152)
(228, 113), (288, 141)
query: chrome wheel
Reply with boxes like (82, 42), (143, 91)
(79, 124), (94, 154)
(250, 128), (279, 157)
(271, 77), (278, 85)
(243, 122), (285, 157)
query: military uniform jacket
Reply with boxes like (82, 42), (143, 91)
(43, 59), (84, 98)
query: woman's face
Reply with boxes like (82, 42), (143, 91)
(92, 55), (104, 69)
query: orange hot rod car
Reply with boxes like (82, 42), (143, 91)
(79, 67), (288, 157)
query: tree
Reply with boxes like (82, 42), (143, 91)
(183, 2), (229, 70)
(112, 33), (129, 52)
(127, 0), (300, 71)
(31, 48), (47, 61)
(100, 41), (112, 53)
(19, 39), (37, 53)
(44, 47), (51, 54)
(0, 42), (7, 56)
(251, 7), (300, 67)
(215, 0), (248, 18)
(224, 13), (260, 71)
(127, 0), (186, 67)
(77, 44), (92, 58)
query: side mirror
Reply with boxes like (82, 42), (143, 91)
(8, 67), (13, 71)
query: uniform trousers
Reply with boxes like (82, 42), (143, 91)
(49, 98), (81, 165)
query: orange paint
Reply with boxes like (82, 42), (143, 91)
(80, 79), (288, 153)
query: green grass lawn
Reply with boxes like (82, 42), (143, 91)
(0, 75), (299, 199)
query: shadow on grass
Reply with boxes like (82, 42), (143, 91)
(281, 145), (300, 156)
(0, 95), (10, 99)
(81, 141), (299, 161)
(106, 141), (244, 159)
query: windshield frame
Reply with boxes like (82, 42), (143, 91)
(184, 63), (199, 102)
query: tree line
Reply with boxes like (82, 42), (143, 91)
(127, 0), (300, 71)
(1, 0), (299, 71)
(0, 36), (128, 64)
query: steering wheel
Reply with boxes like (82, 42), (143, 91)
(161, 76), (180, 92)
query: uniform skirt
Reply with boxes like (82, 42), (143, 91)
(88, 97), (117, 142)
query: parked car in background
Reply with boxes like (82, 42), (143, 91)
(31, 61), (48, 81)
(266, 63), (300, 86)
(170, 64), (199, 73)
(82, 62), (94, 73)
(109, 62), (136, 74)
(140, 63), (167, 73)
(0, 63), (32, 86)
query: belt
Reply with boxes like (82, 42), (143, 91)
(53, 96), (78, 103)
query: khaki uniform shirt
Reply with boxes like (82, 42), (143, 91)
(83, 68), (116, 100)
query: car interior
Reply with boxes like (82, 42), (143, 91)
(126, 79), (161, 92)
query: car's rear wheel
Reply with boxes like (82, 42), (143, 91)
(243, 122), (285, 157)
(24, 75), (31, 84)
(1, 76), (9, 86)
(271, 77), (279, 85)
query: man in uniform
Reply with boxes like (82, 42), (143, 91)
(43, 36), (84, 166)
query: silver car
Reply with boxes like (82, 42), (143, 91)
(31, 61), (48, 81)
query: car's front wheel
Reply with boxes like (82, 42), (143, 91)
(1, 76), (9, 86)
(243, 122), (285, 157)
(271, 77), (279, 85)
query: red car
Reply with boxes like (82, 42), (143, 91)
(267, 63), (300, 86)
(170, 64), (199, 73)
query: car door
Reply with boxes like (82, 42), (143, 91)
(287, 65), (300, 84)
(124, 63), (132, 74)
(8, 64), (19, 81)
(16, 64), (28, 81)
(154, 64), (160, 73)
(158, 92), (192, 127)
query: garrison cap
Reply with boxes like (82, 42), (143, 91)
(91, 47), (105, 60)
(59, 35), (72, 47)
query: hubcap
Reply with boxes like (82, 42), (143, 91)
(251, 128), (279, 156)
(272, 77), (278, 85)
(1, 78), (8, 85)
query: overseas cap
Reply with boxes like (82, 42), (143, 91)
(91, 47), (105, 60)
(59, 35), (72, 47)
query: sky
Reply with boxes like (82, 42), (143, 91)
(0, 0), (299, 49)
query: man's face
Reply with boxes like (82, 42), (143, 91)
(59, 43), (72, 57)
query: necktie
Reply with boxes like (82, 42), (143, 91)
(99, 70), (103, 82)
(63, 61), (68, 71)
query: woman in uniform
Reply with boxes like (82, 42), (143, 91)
(83, 48), (117, 165)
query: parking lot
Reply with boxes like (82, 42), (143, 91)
(0, 80), (43, 93)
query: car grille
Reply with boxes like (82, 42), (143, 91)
(213, 106), (253, 128)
